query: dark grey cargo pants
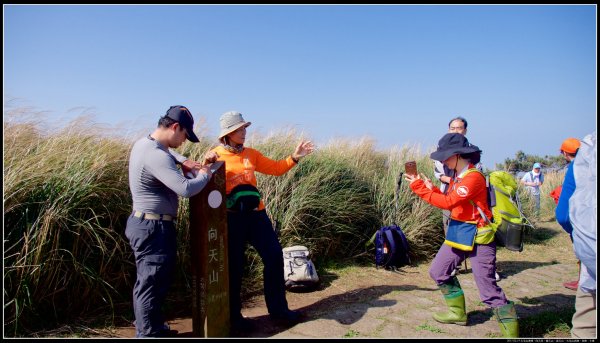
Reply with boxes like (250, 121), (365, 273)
(125, 214), (177, 338)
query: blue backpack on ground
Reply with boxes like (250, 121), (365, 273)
(366, 172), (411, 271)
(372, 225), (411, 270)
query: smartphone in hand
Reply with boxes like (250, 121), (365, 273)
(405, 161), (417, 176)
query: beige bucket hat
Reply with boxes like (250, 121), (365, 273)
(219, 111), (251, 139)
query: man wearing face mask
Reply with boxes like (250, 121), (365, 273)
(521, 163), (544, 216)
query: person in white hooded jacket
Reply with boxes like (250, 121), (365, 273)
(568, 131), (596, 338)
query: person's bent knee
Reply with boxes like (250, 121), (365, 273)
(429, 266), (447, 284)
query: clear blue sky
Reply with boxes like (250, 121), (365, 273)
(4, 4), (597, 169)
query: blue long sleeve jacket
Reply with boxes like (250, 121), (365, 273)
(555, 162), (576, 239)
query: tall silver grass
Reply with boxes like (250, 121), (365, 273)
(4, 112), (134, 334)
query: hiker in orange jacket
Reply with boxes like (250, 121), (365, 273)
(404, 133), (518, 338)
(204, 111), (314, 333)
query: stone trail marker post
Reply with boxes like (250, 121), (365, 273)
(190, 161), (229, 337)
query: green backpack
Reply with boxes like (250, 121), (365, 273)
(466, 169), (531, 252)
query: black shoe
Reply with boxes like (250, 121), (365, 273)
(155, 329), (179, 337)
(270, 309), (302, 325)
(231, 315), (254, 332)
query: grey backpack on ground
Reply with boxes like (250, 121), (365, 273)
(283, 245), (320, 292)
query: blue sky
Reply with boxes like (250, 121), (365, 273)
(4, 4), (597, 169)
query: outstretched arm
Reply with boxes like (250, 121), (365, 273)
(291, 140), (315, 162)
(253, 140), (316, 176)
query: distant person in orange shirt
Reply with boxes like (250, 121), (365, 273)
(405, 133), (518, 338)
(205, 111), (314, 333)
(549, 185), (563, 205)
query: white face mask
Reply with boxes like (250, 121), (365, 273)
(532, 170), (540, 176)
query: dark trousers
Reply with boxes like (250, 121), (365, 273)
(227, 210), (288, 319)
(125, 214), (177, 337)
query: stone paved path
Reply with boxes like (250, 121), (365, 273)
(238, 262), (577, 338)
(109, 260), (577, 339)
(107, 221), (579, 339)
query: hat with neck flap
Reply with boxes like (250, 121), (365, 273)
(430, 133), (481, 162)
(219, 111), (252, 140)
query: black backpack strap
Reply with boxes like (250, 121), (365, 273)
(384, 228), (397, 258)
(397, 227), (411, 264)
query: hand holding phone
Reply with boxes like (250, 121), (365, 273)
(405, 161), (417, 177)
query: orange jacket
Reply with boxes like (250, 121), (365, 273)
(549, 185), (562, 205)
(212, 145), (297, 210)
(410, 165), (492, 228)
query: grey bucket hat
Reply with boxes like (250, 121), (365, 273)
(219, 111), (251, 139)
(430, 133), (481, 162)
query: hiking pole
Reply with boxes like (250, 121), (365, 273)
(395, 172), (403, 213)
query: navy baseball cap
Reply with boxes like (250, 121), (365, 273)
(165, 105), (199, 143)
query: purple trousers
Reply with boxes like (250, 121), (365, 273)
(429, 242), (508, 308)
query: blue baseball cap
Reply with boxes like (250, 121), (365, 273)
(533, 162), (541, 169)
(165, 105), (200, 143)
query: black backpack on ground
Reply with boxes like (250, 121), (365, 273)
(372, 225), (411, 271)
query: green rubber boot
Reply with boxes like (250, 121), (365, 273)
(493, 301), (519, 338)
(433, 276), (467, 325)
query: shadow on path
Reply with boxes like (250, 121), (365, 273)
(241, 283), (436, 338)
(496, 260), (559, 277)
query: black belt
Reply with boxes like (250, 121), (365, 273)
(133, 211), (174, 221)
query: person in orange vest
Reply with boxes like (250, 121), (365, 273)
(405, 133), (518, 338)
(433, 116), (499, 282)
(205, 111), (314, 333)
(555, 137), (581, 291)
